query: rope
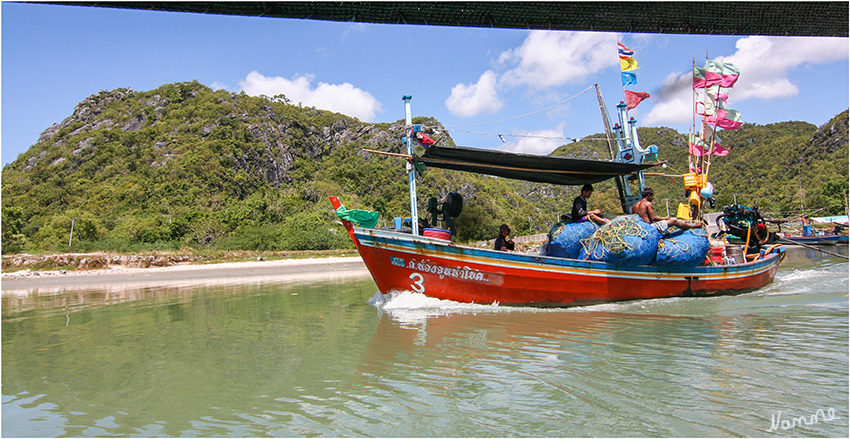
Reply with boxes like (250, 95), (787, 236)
(658, 238), (690, 253)
(581, 216), (648, 256)
(446, 129), (611, 142)
(775, 237), (849, 260)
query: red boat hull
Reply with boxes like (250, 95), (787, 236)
(331, 197), (784, 307)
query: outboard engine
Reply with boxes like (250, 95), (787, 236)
(715, 204), (778, 250)
(426, 192), (463, 236)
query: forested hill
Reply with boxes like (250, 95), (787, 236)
(2, 81), (848, 254)
(552, 110), (849, 221)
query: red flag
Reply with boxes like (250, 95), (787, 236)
(624, 90), (650, 110)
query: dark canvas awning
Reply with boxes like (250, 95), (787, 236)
(415, 145), (656, 186)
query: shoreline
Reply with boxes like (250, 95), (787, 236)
(1, 256), (370, 294)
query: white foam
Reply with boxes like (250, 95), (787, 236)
(370, 290), (521, 325)
(778, 268), (830, 283)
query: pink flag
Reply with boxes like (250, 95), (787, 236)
(694, 61), (739, 89)
(689, 134), (729, 156)
(624, 90), (650, 110)
(703, 108), (743, 130)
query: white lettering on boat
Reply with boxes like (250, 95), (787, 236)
(769, 408), (837, 432)
(408, 272), (425, 293)
(407, 258), (489, 282)
(390, 256), (405, 267)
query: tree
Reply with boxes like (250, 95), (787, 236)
(1, 206), (27, 254)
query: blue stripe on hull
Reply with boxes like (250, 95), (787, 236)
(352, 228), (781, 282)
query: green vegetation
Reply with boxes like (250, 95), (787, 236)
(2, 81), (847, 255)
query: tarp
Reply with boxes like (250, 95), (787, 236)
(810, 216), (850, 225)
(335, 206), (379, 228)
(415, 145), (656, 186)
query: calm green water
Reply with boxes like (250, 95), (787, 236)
(3, 247), (848, 437)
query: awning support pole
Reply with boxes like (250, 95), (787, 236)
(403, 95), (419, 235)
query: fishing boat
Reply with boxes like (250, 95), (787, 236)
(330, 54), (785, 307)
(783, 234), (847, 245)
(780, 223), (848, 245)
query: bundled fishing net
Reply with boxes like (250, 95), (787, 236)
(655, 228), (709, 270)
(579, 214), (661, 266)
(546, 221), (598, 259)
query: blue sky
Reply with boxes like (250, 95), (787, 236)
(2, 2), (849, 166)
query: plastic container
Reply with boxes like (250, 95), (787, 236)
(423, 228), (452, 240)
(688, 190), (701, 207)
(708, 247), (724, 264)
(683, 173), (706, 190)
(676, 203), (691, 220)
(726, 244), (745, 264)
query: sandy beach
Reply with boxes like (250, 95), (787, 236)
(1, 256), (370, 295)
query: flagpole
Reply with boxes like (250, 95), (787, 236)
(618, 39), (628, 114)
(698, 52), (710, 178)
(689, 56), (697, 176)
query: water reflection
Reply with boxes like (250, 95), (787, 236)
(2, 268), (371, 316)
(2, 247), (847, 437)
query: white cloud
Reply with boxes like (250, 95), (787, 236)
(644, 71), (693, 125)
(647, 36), (849, 125)
(501, 123), (568, 155)
(498, 31), (618, 88)
(342, 23), (369, 40)
(210, 82), (229, 92)
(445, 70), (504, 117)
(238, 71), (382, 122)
(445, 31), (618, 118)
(719, 36), (847, 100)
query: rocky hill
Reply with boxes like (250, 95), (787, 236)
(1, 82), (572, 253)
(2, 81), (847, 254)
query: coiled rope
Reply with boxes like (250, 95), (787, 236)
(581, 217), (648, 258)
(658, 238), (690, 253)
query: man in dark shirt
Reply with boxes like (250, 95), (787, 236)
(571, 184), (608, 225)
(494, 224), (515, 251)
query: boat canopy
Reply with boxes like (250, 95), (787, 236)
(415, 145), (657, 186)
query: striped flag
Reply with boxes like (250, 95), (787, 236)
(694, 61), (740, 89)
(618, 42), (634, 58)
(689, 133), (729, 156)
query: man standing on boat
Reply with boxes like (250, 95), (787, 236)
(632, 188), (701, 233)
(571, 184), (609, 225)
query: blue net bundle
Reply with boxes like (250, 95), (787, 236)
(545, 221), (598, 259)
(579, 215), (661, 266)
(655, 228), (709, 270)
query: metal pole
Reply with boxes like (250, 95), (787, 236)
(594, 84), (616, 160)
(69, 218), (75, 247)
(403, 95), (419, 235)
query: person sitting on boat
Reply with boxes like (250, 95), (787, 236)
(571, 184), (609, 225)
(495, 224), (515, 251)
(631, 187), (701, 233)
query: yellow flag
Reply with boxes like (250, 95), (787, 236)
(620, 57), (639, 72)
